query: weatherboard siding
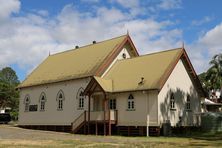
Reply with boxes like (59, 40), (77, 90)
(114, 91), (158, 126)
(158, 59), (201, 127)
(18, 78), (90, 125)
(102, 46), (131, 77)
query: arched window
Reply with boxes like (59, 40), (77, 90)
(170, 93), (175, 109)
(186, 95), (191, 110)
(77, 88), (85, 109)
(122, 53), (126, 59)
(39, 92), (46, 111)
(127, 94), (135, 110)
(56, 90), (65, 110)
(24, 95), (30, 112)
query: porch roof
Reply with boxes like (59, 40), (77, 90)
(94, 76), (113, 92)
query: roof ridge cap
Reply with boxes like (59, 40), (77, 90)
(117, 48), (183, 62)
(51, 34), (128, 57)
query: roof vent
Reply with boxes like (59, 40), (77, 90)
(75, 46), (79, 49)
(92, 41), (96, 44)
(138, 77), (144, 85)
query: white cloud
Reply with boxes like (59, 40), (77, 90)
(81, 0), (99, 3)
(0, 0), (20, 19)
(109, 0), (141, 16)
(187, 23), (222, 74)
(0, 1), (184, 80)
(191, 16), (213, 26)
(36, 10), (49, 17)
(158, 0), (182, 10)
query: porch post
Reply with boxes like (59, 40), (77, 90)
(103, 94), (107, 136)
(108, 109), (111, 135)
(88, 93), (91, 134)
(95, 121), (98, 135)
(103, 92), (109, 135)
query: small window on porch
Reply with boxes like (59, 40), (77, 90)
(170, 93), (175, 110)
(109, 99), (116, 110)
(186, 95), (191, 110)
(77, 87), (85, 110)
(127, 94), (135, 110)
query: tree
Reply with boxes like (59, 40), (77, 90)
(0, 67), (20, 120)
(198, 53), (222, 95)
(207, 54), (222, 90)
(0, 67), (19, 86)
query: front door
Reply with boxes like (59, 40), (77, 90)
(93, 96), (103, 111)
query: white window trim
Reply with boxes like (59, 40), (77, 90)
(186, 95), (192, 111)
(39, 92), (46, 111)
(170, 93), (176, 110)
(77, 87), (85, 110)
(109, 99), (116, 110)
(127, 94), (135, 111)
(24, 95), (30, 112)
(56, 90), (65, 111)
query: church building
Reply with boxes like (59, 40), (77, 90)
(18, 34), (205, 136)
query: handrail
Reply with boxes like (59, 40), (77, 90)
(71, 111), (86, 124)
(71, 111), (86, 132)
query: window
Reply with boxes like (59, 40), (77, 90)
(56, 90), (65, 110)
(170, 93), (175, 109)
(186, 95), (191, 110)
(109, 99), (116, 110)
(39, 92), (46, 111)
(24, 95), (30, 112)
(127, 94), (135, 110)
(77, 88), (85, 109)
(122, 53), (126, 59)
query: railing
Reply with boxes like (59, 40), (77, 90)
(71, 111), (87, 132)
(71, 110), (118, 132)
(90, 110), (117, 121)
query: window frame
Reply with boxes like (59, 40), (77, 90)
(56, 90), (65, 111)
(186, 95), (191, 111)
(127, 94), (135, 111)
(170, 93), (176, 110)
(39, 92), (46, 111)
(24, 95), (30, 112)
(109, 98), (116, 110)
(77, 87), (85, 110)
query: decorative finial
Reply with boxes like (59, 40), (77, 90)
(49, 51), (51, 56)
(127, 29), (129, 35)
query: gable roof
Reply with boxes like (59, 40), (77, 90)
(101, 48), (184, 92)
(18, 35), (138, 88)
(88, 48), (204, 97)
(93, 76), (113, 92)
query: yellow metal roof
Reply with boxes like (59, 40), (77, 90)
(19, 35), (128, 88)
(102, 48), (183, 92)
(94, 76), (113, 92)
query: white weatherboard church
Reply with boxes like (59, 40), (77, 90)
(18, 34), (205, 136)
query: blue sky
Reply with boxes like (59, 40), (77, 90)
(0, 0), (222, 81)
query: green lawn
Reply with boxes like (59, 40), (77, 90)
(0, 125), (222, 148)
(0, 134), (222, 148)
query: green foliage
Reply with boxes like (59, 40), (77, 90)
(198, 53), (222, 92)
(0, 67), (20, 120)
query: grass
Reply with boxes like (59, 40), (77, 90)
(1, 134), (222, 148)
(0, 125), (222, 148)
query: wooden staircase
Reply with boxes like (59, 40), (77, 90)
(71, 111), (87, 134)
